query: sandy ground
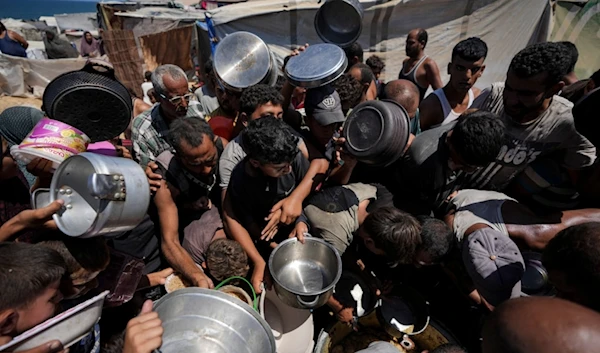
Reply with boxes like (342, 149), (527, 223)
(0, 96), (43, 114)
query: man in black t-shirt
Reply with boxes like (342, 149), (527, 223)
(224, 116), (309, 292)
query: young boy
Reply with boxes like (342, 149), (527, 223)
(0, 242), (66, 340)
(203, 238), (249, 283)
(225, 116), (309, 292)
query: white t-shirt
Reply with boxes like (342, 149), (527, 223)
(141, 81), (153, 105)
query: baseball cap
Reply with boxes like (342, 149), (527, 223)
(305, 85), (346, 126)
(462, 228), (525, 307)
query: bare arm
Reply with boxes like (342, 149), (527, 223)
(154, 180), (212, 288)
(418, 94), (444, 131)
(425, 60), (443, 90)
(222, 190), (267, 293)
(9, 30), (28, 49)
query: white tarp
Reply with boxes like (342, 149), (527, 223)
(207, 0), (552, 91)
(0, 54), (87, 98)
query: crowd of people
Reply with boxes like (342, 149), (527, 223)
(0, 21), (104, 59)
(1, 24), (600, 353)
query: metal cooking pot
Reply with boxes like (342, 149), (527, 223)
(376, 286), (430, 339)
(43, 60), (132, 143)
(269, 237), (342, 310)
(48, 152), (150, 238)
(521, 251), (555, 296)
(154, 288), (276, 353)
(213, 31), (275, 92)
(343, 99), (411, 167)
(315, 0), (364, 48)
(284, 44), (347, 89)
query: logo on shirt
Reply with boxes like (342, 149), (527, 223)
(322, 96), (336, 109)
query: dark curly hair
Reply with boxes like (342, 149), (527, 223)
(558, 41), (578, 73)
(169, 117), (215, 154)
(239, 84), (284, 117)
(206, 238), (249, 282)
(333, 74), (363, 112)
(450, 110), (505, 166)
(509, 42), (572, 86)
(242, 115), (299, 165)
(416, 215), (454, 264)
(543, 222), (600, 311)
(362, 207), (422, 264)
(452, 37), (488, 62)
(366, 55), (385, 72)
(350, 63), (375, 85)
(343, 42), (364, 70)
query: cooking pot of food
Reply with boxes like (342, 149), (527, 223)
(285, 44), (347, 89)
(315, 0), (364, 48)
(521, 251), (555, 296)
(213, 31), (276, 93)
(343, 99), (411, 167)
(154, 288), (276, 353)
(269, 237), (342, 310)
(48, 152), (150, 238)
(376, 286), (430, 340)
(43, 60), (132, 143)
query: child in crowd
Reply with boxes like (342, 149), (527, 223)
(0, 242), (66, 341)
(224, 115), (309, 291)
(203, 238), (249, 283)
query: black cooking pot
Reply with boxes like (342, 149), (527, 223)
(376, 285), (430, 338)
(521, 251), (556, 296)
(343, 99), (411, 167)
(42, 59), (133, 142)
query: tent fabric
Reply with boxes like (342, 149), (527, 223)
(207, 0), (552, 90)
(0, 53), (86, 97)
(551, 0), (600, 80)
(139, 25), (194, 72)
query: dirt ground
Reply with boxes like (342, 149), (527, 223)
(0, 96), (43, 114)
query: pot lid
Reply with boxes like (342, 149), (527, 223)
(213, 31), (272, 92)
(284, 44), (347, 89)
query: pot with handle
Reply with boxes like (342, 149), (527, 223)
(48, 152), (150, 238)
(42, 59), (132, 143)
(343, 99), (411, 167)
(269, 237), (342, 310)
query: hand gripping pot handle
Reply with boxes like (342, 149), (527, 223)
(296, 295), (320, 308)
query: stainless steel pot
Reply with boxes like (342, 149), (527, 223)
(153, 288), (276, 353)
(48, 152), (150, 238)
(213, 31), (275, 92)
(521, 251), (555, 296)
(284, 43), (347, 89)
(315, 0), (364, 48)
(269, 237), (342, 310)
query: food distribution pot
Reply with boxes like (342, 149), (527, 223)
(49, 152), (150, 237)
(153, 288), (276, 353)
(284, 43), (347, 89)
(315, 0), (364, 48)
(269, 237), (342, 310)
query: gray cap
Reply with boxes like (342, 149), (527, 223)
(305, 85), (346, 126)
(462, 228), (525, 307)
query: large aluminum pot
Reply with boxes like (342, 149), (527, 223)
(154, 288), (276, 353)
(284, 43), (347, 89)
(49, 152), (150, 237)
(213, 31), (276, 92)
(269, 238), (342, 310)
(315, 0), (364, 48)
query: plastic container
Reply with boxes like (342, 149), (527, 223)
(11, 118), (90, 169)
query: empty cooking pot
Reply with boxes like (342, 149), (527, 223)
(315, 0), (364, 48)
(42, 60), (132, 143)
(343, 99), (411, 167)
(48, 152), (150, 238)
(269, 237), (342, 309)
(213, 31), (275, 92)
(154, 288), (275, 353)
(284, 43), (347, 89)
